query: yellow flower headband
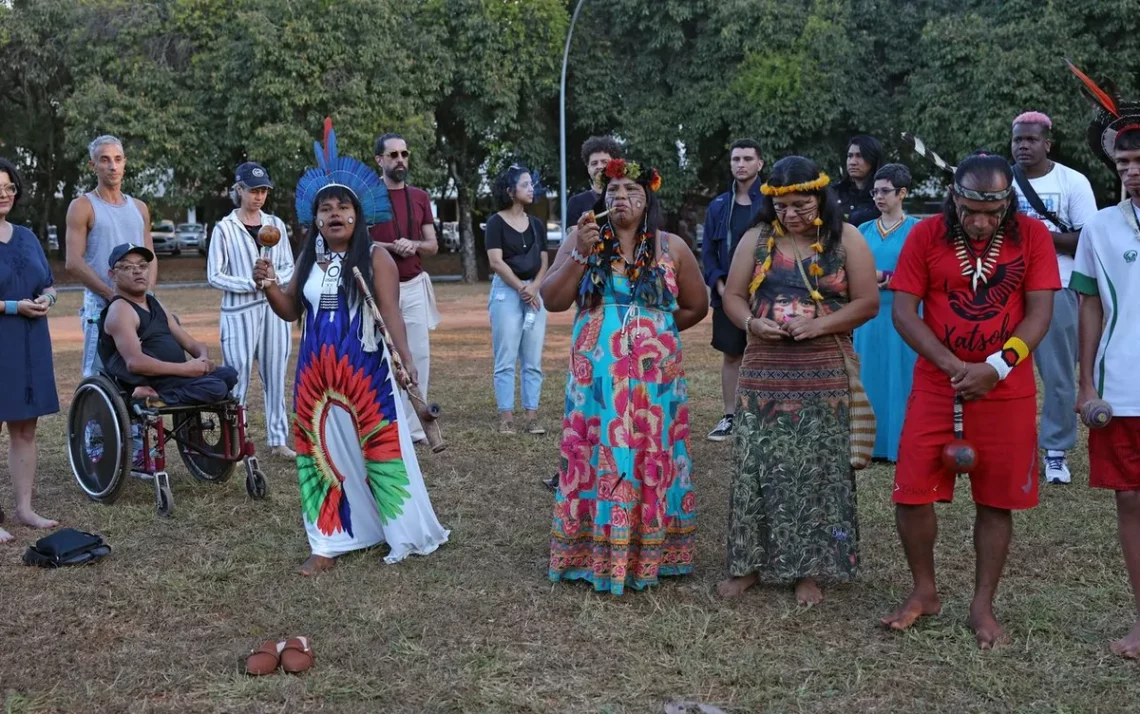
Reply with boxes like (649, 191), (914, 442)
(759, 172), (831, 197)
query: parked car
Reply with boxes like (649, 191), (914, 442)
(176, 223), (206, 254)
(545, 221), (564, 249)
(151, 221), (180, 255)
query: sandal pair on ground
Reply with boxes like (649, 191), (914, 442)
(245, 636), (314, 676)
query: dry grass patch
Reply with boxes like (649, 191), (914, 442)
(0, 285), (1137, 713)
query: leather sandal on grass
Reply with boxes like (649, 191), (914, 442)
(280, 636), (315, 674)
(245, 639), (285, 676)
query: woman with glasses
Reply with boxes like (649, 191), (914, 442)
(854, 164), (919, 462)
(485, 163), (548, 435)
(717, 156), (879, 605)
(0, 158), (59, 542)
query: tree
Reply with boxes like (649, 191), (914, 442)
(421, 0), (567, 283)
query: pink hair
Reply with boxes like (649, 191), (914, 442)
(1013, 111), (1052, 129)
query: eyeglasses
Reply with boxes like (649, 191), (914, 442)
(385, 150), (410, 160)
(870, 188), (902, 197)
(0, 185), (17, 197)
(114, 263), (149, 274)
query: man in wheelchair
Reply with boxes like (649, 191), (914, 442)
(99, 244), (238, 405)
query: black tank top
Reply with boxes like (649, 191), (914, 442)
(98, 295), (186, 385)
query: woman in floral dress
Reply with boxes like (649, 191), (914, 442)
(717, 156), (879, 605)
(540, 159), (708, 595)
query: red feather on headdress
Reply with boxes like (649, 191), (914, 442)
(1066, 59), (1119, 117)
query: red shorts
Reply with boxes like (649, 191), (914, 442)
(1089, 417), (1140, 491)
(894, 390), (1039, 510)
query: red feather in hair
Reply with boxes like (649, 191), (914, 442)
(1066, 60), (1119, 117)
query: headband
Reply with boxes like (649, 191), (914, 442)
(953, 183), (1013, 202)
(295, 117), (391, 225)
(594, 159), (662, 193)
(760, 172), (830, 197)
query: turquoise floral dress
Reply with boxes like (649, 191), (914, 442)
(549, 239), (696, 595)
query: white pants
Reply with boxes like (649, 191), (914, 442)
(399, 272), (441, 442)
(220, 301), (292, 446)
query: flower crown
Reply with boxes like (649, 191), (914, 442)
(759, 172), (830, 197)
(594, 159), (662, 193)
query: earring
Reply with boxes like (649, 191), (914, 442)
(347, 217), (355, 225)
(317, 219), (325, 228)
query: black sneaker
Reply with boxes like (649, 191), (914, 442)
(707, 415), (733, 442)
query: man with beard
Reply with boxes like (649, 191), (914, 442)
(371, 133), (440, 444)
(565, 136), (623, 226)
(881, 152), (1059, 649)
(66, 135), (155, 377)
(701, 138), (764, 441)
(207, 162), (296, 458)
(1010, 112), (1098, 485)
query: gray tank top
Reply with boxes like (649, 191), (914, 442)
(84, 191), (145, 290)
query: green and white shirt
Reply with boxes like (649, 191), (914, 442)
(1071, 200), (1140, 415)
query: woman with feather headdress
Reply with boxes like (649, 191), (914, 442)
(258, 119), (449, 575)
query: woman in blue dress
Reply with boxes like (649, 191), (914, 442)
(853, 163), (918, 462)
(0, 158), (59, 542)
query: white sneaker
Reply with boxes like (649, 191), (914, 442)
(270, 445), (297, 459)
(1044, 451), (1071, 485)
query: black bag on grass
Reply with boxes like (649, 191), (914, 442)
(22, 528), (110, 567)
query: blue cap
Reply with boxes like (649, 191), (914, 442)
(235, 162), (273, 189)
(108, 242), (155, 268)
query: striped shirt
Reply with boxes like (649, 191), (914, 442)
(207, 210), (295, 311)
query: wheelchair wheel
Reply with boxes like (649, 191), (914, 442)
(245, 458), (268, 500)
(68, 375), (132, 503)
(173, 411), (236, 483)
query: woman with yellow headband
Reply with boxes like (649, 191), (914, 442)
(717, 156), (879, 605)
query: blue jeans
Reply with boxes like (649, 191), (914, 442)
(488, 274), (546, 412)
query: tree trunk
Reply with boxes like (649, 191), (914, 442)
(451, 160), (479, 283)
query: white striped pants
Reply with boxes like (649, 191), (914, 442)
(219, 301), (292, 446)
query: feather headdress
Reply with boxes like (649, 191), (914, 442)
(295, 117), (391, 225)
(1066, 60), (1140, 174)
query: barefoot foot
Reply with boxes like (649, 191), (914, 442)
(716, 573), (759, 599)
(1109, 621), (1140, 659)
(0, 526), (12, 543)
(794, 578), (823, 606)
(968, 602), (1007, 650)
(299, 554), (336, 576)
(881, 590), (942, 631)
(15, 509), (58, 530)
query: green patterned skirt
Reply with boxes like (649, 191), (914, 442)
(726, 336), (859, 582)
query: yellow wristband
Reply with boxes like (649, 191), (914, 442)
(1001, 336), (1030, 367)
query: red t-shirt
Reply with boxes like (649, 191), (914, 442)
(890, 214), (1060, 400)
(369, 185), (434, 282)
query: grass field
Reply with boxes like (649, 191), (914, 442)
(1, 284), (1137, 713)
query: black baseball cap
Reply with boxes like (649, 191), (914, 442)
(108, 243), (155, 268)
(235, 161), (274, 189)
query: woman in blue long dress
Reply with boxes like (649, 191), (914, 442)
(540, 159), (709, 595)
(0, 158), (60, 542)
(853, 163), (919, 462)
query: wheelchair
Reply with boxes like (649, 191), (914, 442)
(67, 373), (268, 518)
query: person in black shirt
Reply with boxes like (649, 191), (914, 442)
(835, 134), (883, 227)
(566, 136), (623, 226)
(486, 164), (549, 435)
(101, 244), (237, 405)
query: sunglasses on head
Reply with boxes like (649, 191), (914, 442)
(386, 150), (410, 159)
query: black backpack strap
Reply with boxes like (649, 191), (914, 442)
(1012, 163), (1071, 233)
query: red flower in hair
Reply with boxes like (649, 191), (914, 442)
(605, 159), (627, 179)
(648, 169), (662, 192)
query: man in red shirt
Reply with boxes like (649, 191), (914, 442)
(881, 152), (1059, 648)
(371, 133), (441, 443)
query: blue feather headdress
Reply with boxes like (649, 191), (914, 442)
(295, 117), (392, 226)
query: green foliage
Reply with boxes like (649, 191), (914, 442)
(1, 0), (1138, 257)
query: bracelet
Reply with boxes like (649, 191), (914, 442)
(1001, 336), (1030, 366)
(984, 352), (1013, 381)
(4, 300), (16, 315)
(46, 293), (56, 307)
(570, 248), (589, 266)
(744, 315), (754, 335)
